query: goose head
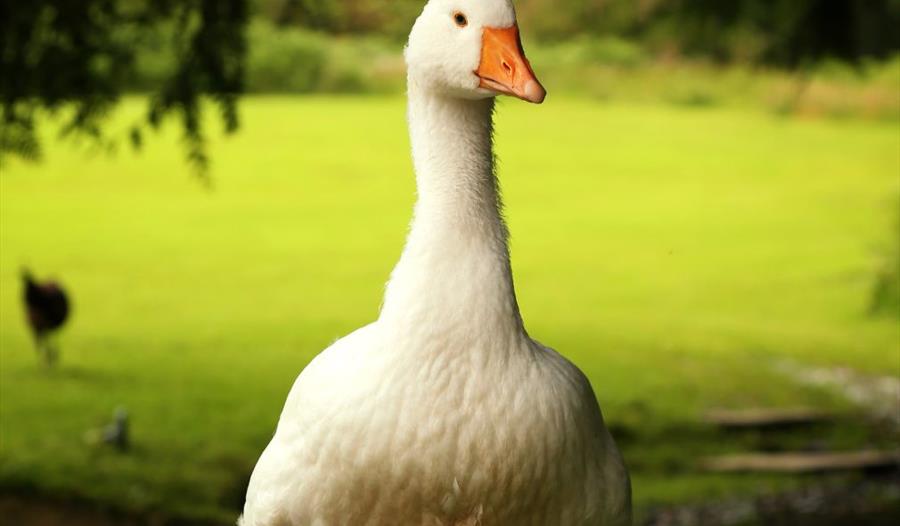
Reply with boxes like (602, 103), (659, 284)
(406, 0), (546, 104)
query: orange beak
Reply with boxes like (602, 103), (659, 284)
(475, 25), (546, 104)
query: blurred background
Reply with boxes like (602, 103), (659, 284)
(1, 1), (898, 524)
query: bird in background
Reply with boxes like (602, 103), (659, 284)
(84, 407), (130, 452)
(21, 268), (71, 367)
(84, 406), (131, 453)
(103, 407), (130, 451)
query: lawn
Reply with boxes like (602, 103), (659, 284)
(1, 96), (898, 523)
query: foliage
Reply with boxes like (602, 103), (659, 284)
(664, 0), (900, 65)
(1, 97), (898, 521)
(2, 0), (898, 172)
(528, 44), (900, 120)
(246, 21), (328, 93)
(127, 20), (405, 95)
(243, 21), (402, 93)
(116, 18), (900, 121)
(251, 0), (900, 65)
(253, 0), (421, 36)
(0, 0), (249, 174)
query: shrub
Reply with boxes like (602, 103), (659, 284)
(246, 22), (328, 93)
(585, 37), (646, 68)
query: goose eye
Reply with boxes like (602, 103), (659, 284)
(453, 12), (468, 28)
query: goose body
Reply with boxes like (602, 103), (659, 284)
(241, 1), (631, 524)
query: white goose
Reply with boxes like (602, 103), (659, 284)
(240, 1), (631, 525)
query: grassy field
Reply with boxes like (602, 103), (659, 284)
(1, 96), (898, 523)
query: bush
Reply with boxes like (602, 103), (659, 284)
(243, 21), (404, 94)
(121, 18), (899, 123)
(246, 22), (329, 92)
(123, 19), (405, 95)
(585, 37), (646, 68)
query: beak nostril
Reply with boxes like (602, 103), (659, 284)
(501, 60), (512, 75)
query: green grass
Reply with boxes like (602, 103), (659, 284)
(1, 96), (898, 523)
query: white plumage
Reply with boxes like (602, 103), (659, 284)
(240, 1), (631, 524)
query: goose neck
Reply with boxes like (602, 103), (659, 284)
(379, 82), (524, 342)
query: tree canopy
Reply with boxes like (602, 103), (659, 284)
(2, 0), (897, 173)
(0, 0), (248, 174)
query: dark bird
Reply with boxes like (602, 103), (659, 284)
(21, 268), (70, 366)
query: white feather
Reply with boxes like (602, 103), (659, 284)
(240, 1), (631, 524)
